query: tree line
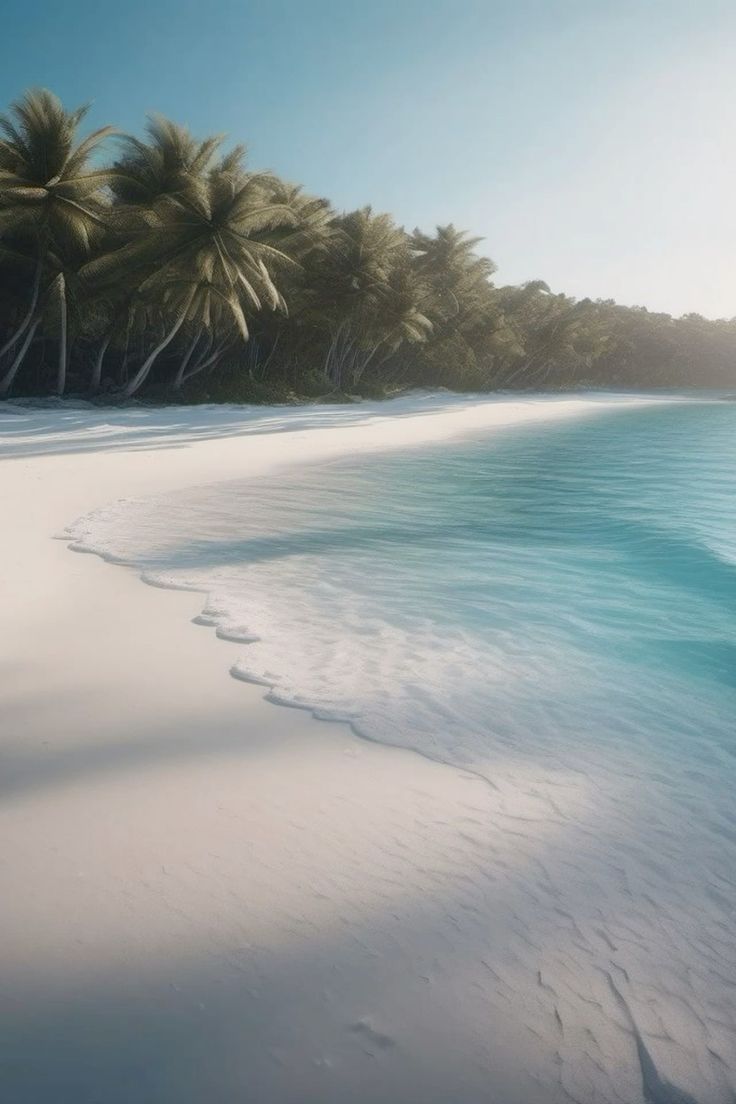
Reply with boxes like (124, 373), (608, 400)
(0, 88), (734, 403)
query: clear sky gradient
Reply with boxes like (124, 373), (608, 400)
(2, 0), (734, 318)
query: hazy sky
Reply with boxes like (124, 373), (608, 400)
(2, 0), (735, 318)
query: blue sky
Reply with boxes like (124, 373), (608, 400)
(2, 0), (735, 317)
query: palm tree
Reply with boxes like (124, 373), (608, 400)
(410, 225), (496, 343)
(347, 260), (433, 386)
(3, 83), (724, 399)
(412, 224), (491, 274)
(403, 225), (507, 388)
(302, 206), (417, 388)
(262, 180), (334, 262)
(0, 88), (115, 395)
(111, 114), (224, 206)
(85, 157), (299, 396)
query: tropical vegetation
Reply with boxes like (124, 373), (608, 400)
(0, 88), (734, 403)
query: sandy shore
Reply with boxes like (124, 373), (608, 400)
(0, 396), (666, 1104)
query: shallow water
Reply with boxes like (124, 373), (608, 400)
(68, 398), (736, 1101)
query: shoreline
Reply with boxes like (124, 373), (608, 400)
(0, 394), (680, 1103)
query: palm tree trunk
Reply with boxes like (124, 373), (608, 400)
(352, 339), (387, 386)
(0, 258), (43, 360)
(258, 333), (280, 381)
(325, 321), (350, 387)
(124, 292), (195, 399)
(0, 319), (41, 398)
(90, 333), (112, 393)
(120, 309), (133, 388)
(56, 285), (68, 396)
(172, 331), (201, 391)
(183, 341), (231, 383)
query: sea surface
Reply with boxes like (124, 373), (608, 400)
(68, 397), (736, 1102)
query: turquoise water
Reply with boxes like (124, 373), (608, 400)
(69, 398), (736, 1100)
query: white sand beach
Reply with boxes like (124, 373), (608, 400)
(0, 395), (707, 1104)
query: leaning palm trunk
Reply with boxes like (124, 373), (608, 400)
(497, 350), (549, 389)
(0, 319), (41, 398)
(56, 287), (68, 396)
(172, 331), (203, 391)
(253, 333), (280, 382)
(350, 339), (391, 387)
(89, 333), (112, 393)
(181, 341), (232, 385)
(123, 291), (196, 399)
(325, 321), (358, 389)
(497, 319), (569, 389)
(0, 259), (43, 360)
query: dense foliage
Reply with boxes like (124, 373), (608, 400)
(0, 89), (734, 403)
